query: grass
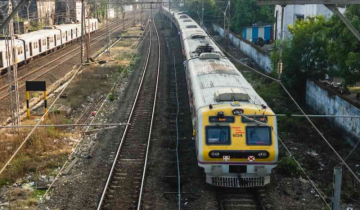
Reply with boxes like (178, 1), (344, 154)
(0, 114), (71, 185)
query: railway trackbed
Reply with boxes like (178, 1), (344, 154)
(96, 16), (160, 210)
(217, 188), (268, 210)
(0, 15), (139, 102)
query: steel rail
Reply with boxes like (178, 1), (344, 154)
(136, 14), (161, 210)
(96, 17), (155, 210)
(0, 16), (132, 78)
(0, 16), (139, 101)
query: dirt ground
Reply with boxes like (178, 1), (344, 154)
(206, 24), (360, 210)
(0, 23), (147, 210)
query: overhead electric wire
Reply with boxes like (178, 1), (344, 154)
(36, 24), (151, 208)
(241, 115), (331, 210)
(195, 5), (360, 184)
(173, 54), (182, 210)
(0, 16), (148, 177)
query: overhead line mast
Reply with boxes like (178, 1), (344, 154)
(6, 0), (20, 133)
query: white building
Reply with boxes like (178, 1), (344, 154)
(275, 4), (345, 40)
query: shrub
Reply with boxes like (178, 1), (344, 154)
(277, 156), (302, 177)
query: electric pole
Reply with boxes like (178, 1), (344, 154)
(140, 0), (143, 28)
(201, 0), (204, 28)
(6, 0), (20, 133)
(80, 0), (85, 64)
(86, 6), (90, 62)
(278, 5), (284, 80)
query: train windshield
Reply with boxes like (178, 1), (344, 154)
(246, 126), (271, 145)
(206, 126), (231, 145)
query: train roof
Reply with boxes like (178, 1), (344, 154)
(54, 24), (78, 30)
(31, 29), (60, 36)
(17, 32), (46, 41)
(0, 39), (23, 47)
(188, 58), (267, 107)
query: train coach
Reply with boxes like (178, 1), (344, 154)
(161, 6), (278, 188)
(0, 18), (98, 73)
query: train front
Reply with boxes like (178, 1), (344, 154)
(197, 102), (278, 188)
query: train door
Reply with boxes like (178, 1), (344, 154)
(29, 42), (32, 56)
(65, 31), (68, 41)
(47, 37), (50, 49)
(0, 52), (3, 68)
(71, 29), (73, 39)
(38, 40), (42, 52)
(54, 35), (57, 46)
(76, 28), (78, 37)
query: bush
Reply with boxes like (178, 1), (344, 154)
(277, 157), (302, 177)
(108, 93), (116, 101)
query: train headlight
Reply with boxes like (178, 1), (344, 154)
(210, 151), (221, 158)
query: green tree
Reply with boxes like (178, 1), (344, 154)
(273, 16), (329, 96)
(232, 0), (274, 33)
(327, 5), (360, 86)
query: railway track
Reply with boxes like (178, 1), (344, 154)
(217, 188), (267, 210)
(0, 14), (134, 78)
(96, 15), (160, 210)
(0, 15), (139, 102)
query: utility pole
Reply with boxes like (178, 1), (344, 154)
(6, 0), (20, 133)
(278, 5), (285, 80)
(107, 2), (111, 53)
(140, 0), (143, 28)
(332, 167), (342, 210)
(224, 0), (230, 50)
(86, 7), (90, 62)
(80, 0), (84, 64)
(169, 0), (171, 29)
(201, 0), (204, 28)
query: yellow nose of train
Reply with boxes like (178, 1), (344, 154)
(197, 104), (278, 187)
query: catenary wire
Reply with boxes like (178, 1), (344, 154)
(173, 54), (182, 210)
(241, 115), (331, 210)
(203, 28), (360, 184)
(36, 24), (150, 207)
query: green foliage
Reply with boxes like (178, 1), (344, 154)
(29, 20), (44, 31)
(278, 16), (329, 96)
(184, 0), (274, 33)
(108, 93), (116, 101)
(327, 5), (360, 86)
(232, 0), (274, 33)
(277, 157), (302, 177)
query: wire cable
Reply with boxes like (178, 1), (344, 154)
(36, 25), (150, 208)
(204, 27), (360, 184)
(241, 115), (331, 210)
(173, 54), (182, 210)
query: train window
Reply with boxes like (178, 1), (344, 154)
(57, 35), (60, 40)
(246, 126), (271, 146)
(62, 33), (65, 38)
(42, 39), (46, 46)
(25, 45), (28, 52)
(206, 126), (231, 145)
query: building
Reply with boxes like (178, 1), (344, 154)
(242, 25), (273, 43)
(274, 4), (345, 40)
(55, 0), (86, 24)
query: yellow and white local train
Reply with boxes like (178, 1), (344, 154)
(161, 7), (278, 188)
(0, 18), (98, 73)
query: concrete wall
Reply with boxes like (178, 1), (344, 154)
(306, 80), (360, 142)
(212, 23), (272, 73)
